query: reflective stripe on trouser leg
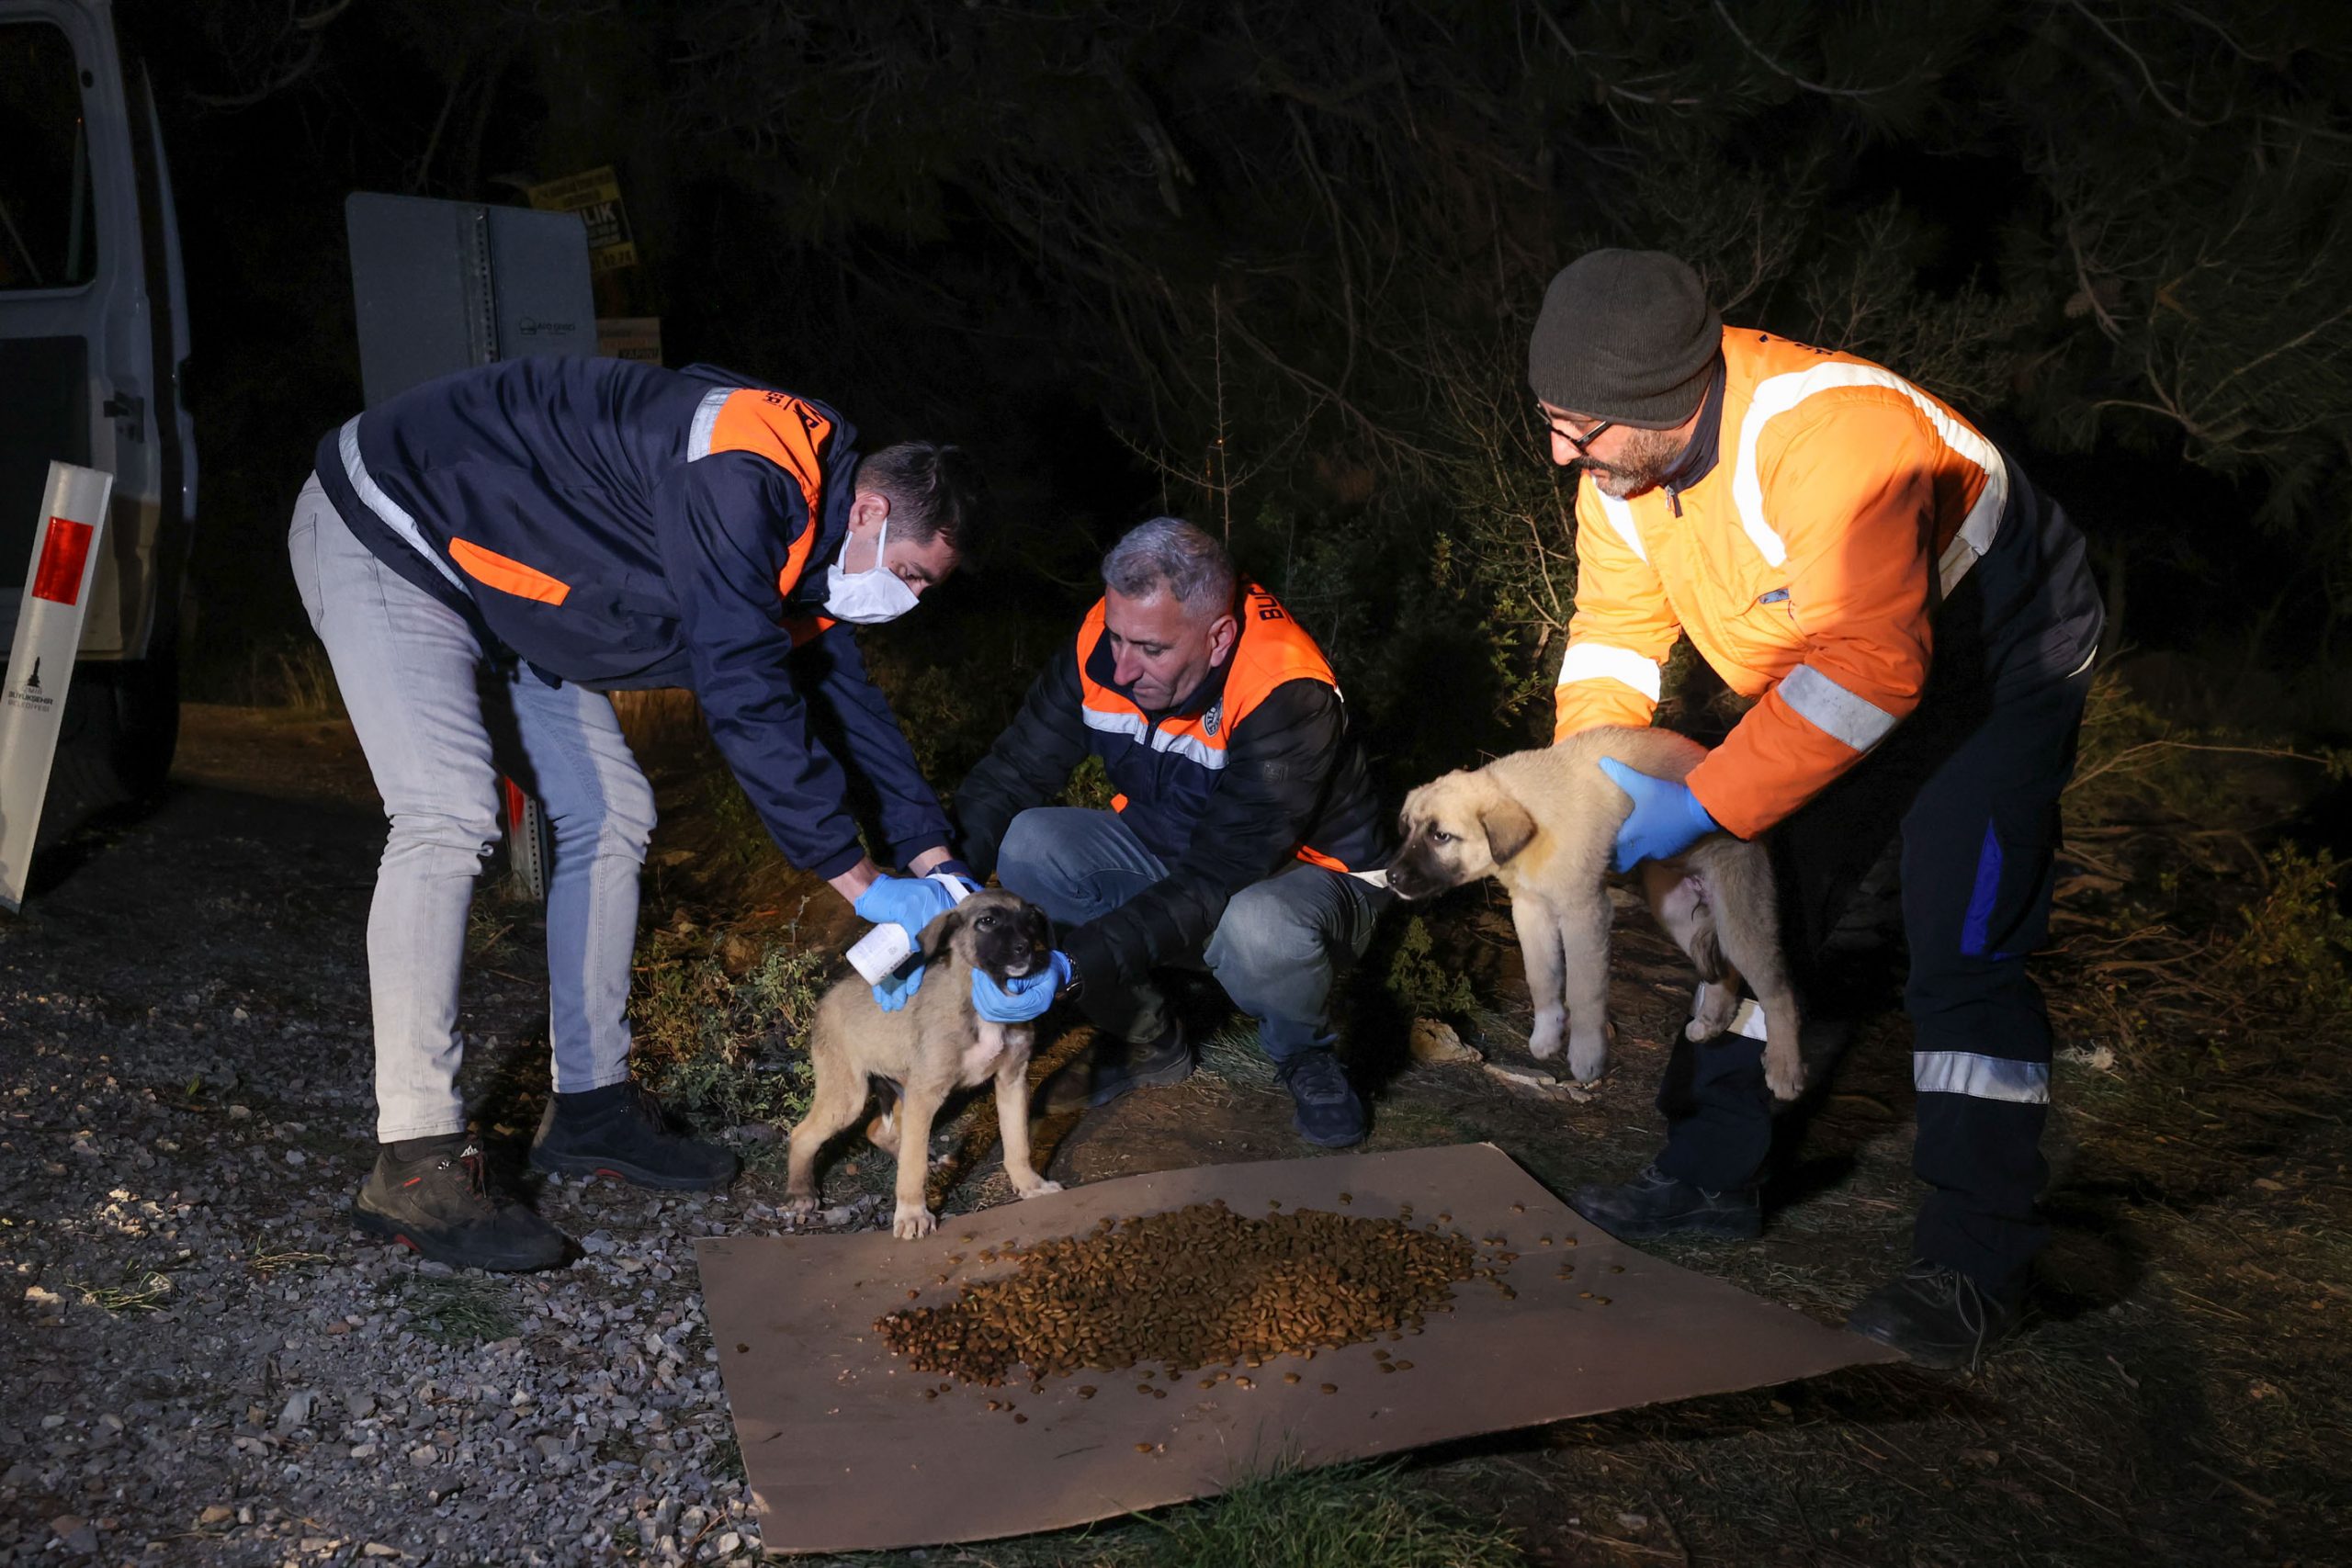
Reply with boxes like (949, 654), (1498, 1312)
(1899, 669), (2088, 1299)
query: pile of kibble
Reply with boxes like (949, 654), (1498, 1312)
(874, 1199), (1491, 1385)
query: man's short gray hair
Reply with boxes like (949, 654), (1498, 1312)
(1101, 517), (1237, 616)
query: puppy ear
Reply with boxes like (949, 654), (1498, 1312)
(922, 906), (967, 963)
(1482, 796), (1539, 863)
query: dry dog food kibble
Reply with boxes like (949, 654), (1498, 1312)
(874, 1200), (1483, 1386)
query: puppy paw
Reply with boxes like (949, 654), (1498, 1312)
(782, 1193), (820, 1216)
(864, 1111), (900, 1155)
(1528, 1010), (1566, 1061)
(1014, 1178), (1064, 1199)
(1686, 981), (1736, 1041)
(892, 1201), (937, 1240)
(1567, 1032), (1610, 1084)
(1766, 1047), (1806, 1102)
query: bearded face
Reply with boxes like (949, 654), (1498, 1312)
(1577, 423), (1690, 499)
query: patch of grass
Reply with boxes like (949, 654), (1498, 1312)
(1193, 1015), (1274, 1088)
(703, 773), (774, 872)
(2213, 843), (2352, 1016)
(631, 910), (828, 1130)
(71, 1269), (175, 1313)
(219, 637), (346, 715)
(1061, 751), (1116, 811)
(1384, 916), (1477, 1021)
(394, 1276), (519, 1346)
(1115, 1460), (1524, 1568)
(245, 1246), (332, 1277)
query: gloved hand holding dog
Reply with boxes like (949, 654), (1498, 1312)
(1596, 756), (1717, 871)
(854, 870), (980, 1010)
(970, 951), (1074, 1023)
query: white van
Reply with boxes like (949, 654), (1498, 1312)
(0, 0), (194, 818)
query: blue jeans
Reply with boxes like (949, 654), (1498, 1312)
(289, 476), (654, 1141)
(993, 807), (1388, 1061)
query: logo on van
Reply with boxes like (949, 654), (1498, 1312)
(516, 316), (579, 338)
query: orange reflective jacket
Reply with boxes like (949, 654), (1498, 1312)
(1553, 328), (2008, 838)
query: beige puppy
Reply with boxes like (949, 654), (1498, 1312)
(1389, 728), (1804, 1100)
(786, 890), (1064, 1238)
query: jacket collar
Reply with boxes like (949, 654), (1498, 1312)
(1657, 355), (1726, 502)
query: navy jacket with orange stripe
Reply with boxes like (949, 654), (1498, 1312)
(952, 585), (1387, 989)
(311, 355), (950, 880)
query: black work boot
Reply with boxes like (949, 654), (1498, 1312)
(1846, 1260), (2019, 1371)
(353, 1140), (568, 1272)
(1570, 1162), (1762, 1240)
(1277, 1047), (1366, 1148)
(528, 1081), (739, 1190)
(1040, 1020), (1193, 1113)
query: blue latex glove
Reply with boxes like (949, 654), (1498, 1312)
(1596, 756), (1717, 872)
(872, 963), (924, 1012)
(971, 952), (1073, 1024)
(853, 872), (971, 938)
(854, 873), (979, 1010)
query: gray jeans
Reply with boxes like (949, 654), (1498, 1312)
(289, 476), (653, 1141)
(994, 807), (1388, 1059)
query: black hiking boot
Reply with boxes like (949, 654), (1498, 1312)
(1040, 1021), (1194, 1113)
(353, 1141), (568, 1272)
(529, 1081), (739, 1191)
(1570, 1162), (1762, 1240)
(1277, 1047), (1366, 1148)
(1846, 1260), (2018, 1371)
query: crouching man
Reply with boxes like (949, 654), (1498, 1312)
(951, 519), (1391, 1146)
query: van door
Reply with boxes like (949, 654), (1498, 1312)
(0, 0), (193, 803)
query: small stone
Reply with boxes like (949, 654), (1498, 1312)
(285, 1149), (307, 1167)
(51, 1516), (96, 1553)
(363, 1546), (403, 1559)
(198, 1506), (234, 1526)
(227, 1104), (253, 1121)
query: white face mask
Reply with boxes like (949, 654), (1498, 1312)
(822, 514), (922, 625)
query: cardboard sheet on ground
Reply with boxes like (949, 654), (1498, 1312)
(697, 1144), (1895, 1556)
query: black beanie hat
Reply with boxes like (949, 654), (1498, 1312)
(1527, 250), (1723, 428)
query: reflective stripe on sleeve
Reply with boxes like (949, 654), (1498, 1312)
(1733, 362), (2008, 577)
(1592, 489), (1647, 563)
(338, 419), (467, 594)
(1556, 641), (1663, 701)
(1914, 1051), (2050, 1105)
(686, 387), (729, 461)
(1779, 663), (1898, 751)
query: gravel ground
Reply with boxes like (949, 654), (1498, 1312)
(0, 712), (845, 1566)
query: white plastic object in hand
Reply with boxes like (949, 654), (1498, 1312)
(846, 874), (975, 985)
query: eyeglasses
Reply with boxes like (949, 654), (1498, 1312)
(1536, 405), (1614, 455)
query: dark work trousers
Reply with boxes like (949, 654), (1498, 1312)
(1653, 457), (2104, 1303)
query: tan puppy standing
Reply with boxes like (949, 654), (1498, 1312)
(1389, 728), (1804, 1100)
(786, 890), (1064, 1238)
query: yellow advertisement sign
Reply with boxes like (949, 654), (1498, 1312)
(526, 166), (638, 274)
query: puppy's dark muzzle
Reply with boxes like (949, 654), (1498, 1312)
(1385, 849), (1441, 902)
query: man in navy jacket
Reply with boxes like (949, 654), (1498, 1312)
(291, 355), (986, 1269)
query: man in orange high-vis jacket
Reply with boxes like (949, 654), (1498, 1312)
(1530, 251), (2104, 1370)
(292, 355), (989, 1272)
(951, 519), (1393, 1148)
